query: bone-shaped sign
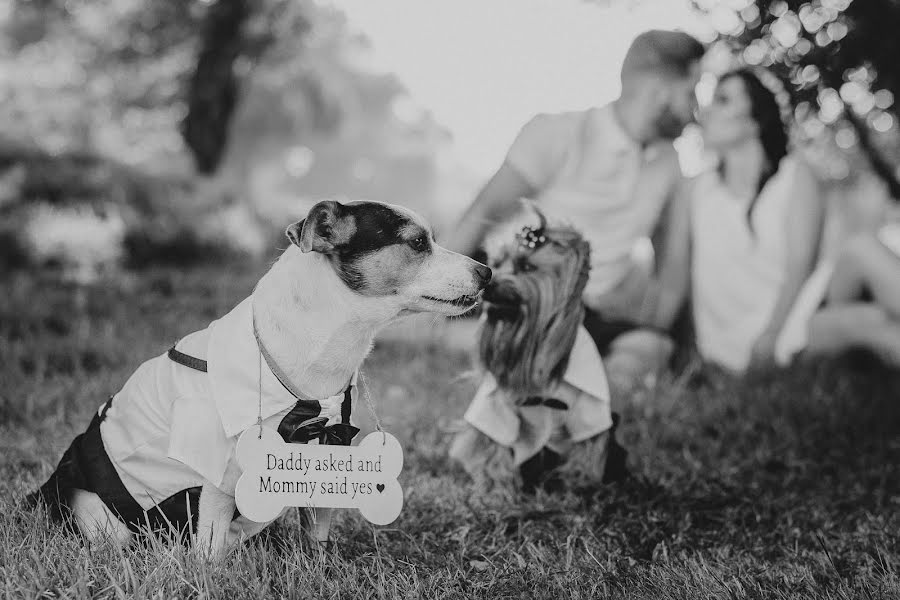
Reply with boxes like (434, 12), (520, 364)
(234, 426), (403, 525)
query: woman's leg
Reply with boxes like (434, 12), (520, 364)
(808, 303), (900, 366)
(826, 233), (900, 318)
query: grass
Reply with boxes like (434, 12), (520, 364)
(2, 261), (900, 598)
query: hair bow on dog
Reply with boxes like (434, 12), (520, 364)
(516, 225), (547, 250)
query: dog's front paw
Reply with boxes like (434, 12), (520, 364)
(194, 539), (228, 563)
(315, 539), (340, 556)
(193, 525), (237, 562)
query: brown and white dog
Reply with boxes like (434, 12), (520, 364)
(450, 208), (625, 493)
(27, 199), (491, 557)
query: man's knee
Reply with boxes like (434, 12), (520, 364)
(605, 329), (674, 391)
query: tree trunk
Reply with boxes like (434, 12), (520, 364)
(181, 0), (251, 175)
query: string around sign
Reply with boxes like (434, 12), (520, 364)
(253, 344), (386, 445)
(358, 370), (387, 446)
(257, 347), (263, 439)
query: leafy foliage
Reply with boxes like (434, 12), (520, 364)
(2, 0), (199, 168)
(0, 0), (449, 272)
(695, 0), (900, 197)
(0, 0), (313, 171)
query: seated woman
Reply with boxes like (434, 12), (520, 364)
(685, 68), (826, 373)
(806, 223), (900, 366)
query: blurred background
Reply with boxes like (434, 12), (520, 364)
(6, 5), (900, 592)
(1, 0), (898, 283)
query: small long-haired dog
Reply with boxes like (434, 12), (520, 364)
(450, 207), (626, 493)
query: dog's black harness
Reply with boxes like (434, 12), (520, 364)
(166, 345), (359, 446)
(167, 346), (209, 373)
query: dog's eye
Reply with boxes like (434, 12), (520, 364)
(408, 236), (429, 252)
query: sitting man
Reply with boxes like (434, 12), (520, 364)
(450, 29), (705, 391)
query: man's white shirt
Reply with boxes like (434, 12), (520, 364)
(504, 103), (680, 307)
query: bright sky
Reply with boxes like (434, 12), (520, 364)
(331, 0), (711, 177)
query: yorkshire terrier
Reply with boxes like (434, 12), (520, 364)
(450, 207), (627, 493)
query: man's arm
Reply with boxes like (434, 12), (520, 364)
(450, 162), (537, 258)
(648, 174), (692, 331)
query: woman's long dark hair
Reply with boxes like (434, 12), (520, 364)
(719, 68), (789, 232)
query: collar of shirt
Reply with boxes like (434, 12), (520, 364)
(589, 103), (641, 157)
(206, 296), (354, 438)
(590, 102), (672, 165)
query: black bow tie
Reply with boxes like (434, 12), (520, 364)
(277, 397), (360, 446)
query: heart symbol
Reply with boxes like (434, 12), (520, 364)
(376, 484), (385, 493)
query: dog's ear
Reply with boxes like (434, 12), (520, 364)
(286, 200), (350, 254)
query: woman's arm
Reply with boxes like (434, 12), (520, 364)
(750, 159), (825, 367)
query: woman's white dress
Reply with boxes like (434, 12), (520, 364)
(691, 157), (803, 372)
(692, 159), (900, 372)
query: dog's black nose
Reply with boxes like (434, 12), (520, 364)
(473, 263), (492, 286)
(483, 278), (521, 306)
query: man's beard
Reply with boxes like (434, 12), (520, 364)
(653, 105), (689, 141)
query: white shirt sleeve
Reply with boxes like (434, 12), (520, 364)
(505, 113), (569, 191)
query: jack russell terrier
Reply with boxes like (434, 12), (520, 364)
(26, 199), (491, 557)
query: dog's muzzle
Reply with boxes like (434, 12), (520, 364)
(483, 278), (523, 320)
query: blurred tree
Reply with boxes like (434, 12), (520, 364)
(181, 0), (251, 174)
(1, 0), (322, 172)
(695, 0), (900, 199)
(2, 0), (203, 167)
(180, 0), (312, 174)
(0, 0), (450, 268)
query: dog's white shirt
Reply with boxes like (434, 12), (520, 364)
(464, 324), (611, 465)
(29, 200), (491, 556)
(100, 296), (357, 510)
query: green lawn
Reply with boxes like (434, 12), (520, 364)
(2, 262), (900, 599)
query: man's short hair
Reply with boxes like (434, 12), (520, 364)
(621, 30), (705, 82)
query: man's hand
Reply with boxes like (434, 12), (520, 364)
(649, 172), (692, 331)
